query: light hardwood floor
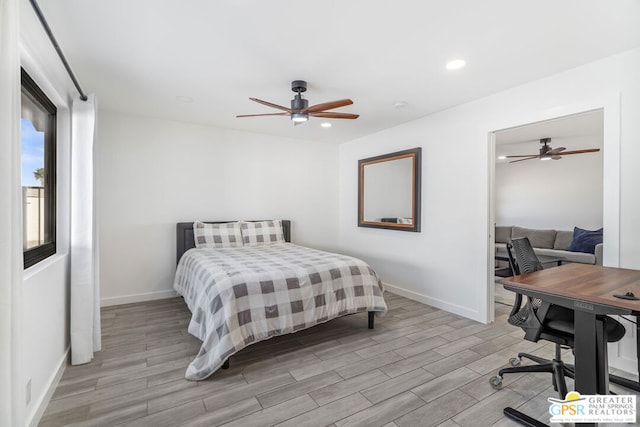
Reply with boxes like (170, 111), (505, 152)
(40, 290), (639, 426)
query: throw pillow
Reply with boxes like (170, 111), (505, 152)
(569, 227), (603, 254)
(241, 220), (285, 246)
(193, 221), (244, 248)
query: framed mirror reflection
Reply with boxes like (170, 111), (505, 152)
(358, 147), (421, 232)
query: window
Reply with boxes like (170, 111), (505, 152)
(21, 68), (56, 268)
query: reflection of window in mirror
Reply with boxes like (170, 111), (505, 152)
(358, 147), (421, 232)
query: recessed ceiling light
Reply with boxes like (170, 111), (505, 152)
(497, 156), (507, 160)
(321, 122), (332, 128)
(393, 101), (408, 109)
(446, 59), (466, 70)
(176, 95), (194, 103)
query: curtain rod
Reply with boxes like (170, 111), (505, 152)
(29, 0), (88, 101)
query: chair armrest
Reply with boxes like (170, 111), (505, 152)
(595, 243), (604, 266)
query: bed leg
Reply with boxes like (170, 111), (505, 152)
(368, 311), (374, 329)
(222, 358), (230, 369)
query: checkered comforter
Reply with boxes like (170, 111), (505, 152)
(174, 243), (387, 380)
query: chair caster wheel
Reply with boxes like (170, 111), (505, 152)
(509, 357), (521, 367)
(489, 375), (503, 389)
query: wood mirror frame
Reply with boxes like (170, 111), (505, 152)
(358, 147), (421, 232)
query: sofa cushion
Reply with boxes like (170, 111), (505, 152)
(535, 248), (596, 265)
(569, 227), (603, 254)
(554, 230), (574, 250)
(495, 226), (512, 244)
(512, 226), (557, 249)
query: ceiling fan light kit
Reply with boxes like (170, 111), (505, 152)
(504, 137), (600, 163)
(291, 112), (308, 123)
(236, 80), (359, 125)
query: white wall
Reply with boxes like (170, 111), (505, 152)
(97, 110), (339, 305)
(17, 1), (77, 424)
(495, 134), (603, 230)
(22, 256), (70, 425)
(339, 49), (640, 330)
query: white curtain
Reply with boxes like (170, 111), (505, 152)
(70, 94), (101, 365)
(0, 0), (24, 424)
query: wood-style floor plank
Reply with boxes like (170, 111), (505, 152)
(39, 285), (640, 426)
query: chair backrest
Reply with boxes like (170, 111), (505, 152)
(505, 237), (548, 341)
(509, 237), (544, 274)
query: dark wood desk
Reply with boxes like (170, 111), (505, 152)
(500, 264), (640, 426)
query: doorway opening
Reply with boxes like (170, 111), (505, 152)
(490, 109), (605, 314)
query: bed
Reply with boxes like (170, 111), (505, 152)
(174, 220), (387, 380)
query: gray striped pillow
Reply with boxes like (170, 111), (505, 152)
(193, 221), (243, 248)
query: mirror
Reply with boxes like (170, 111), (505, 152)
(358, 147), (421, 232)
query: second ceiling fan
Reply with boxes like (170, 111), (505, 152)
(236, 80), (359, 125)
(505, 138), (600, 163)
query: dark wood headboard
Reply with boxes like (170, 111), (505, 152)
(176, 220), (291, 264)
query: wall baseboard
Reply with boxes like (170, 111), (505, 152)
(101, 289), (178, 307)
(28, 347), (68, 427)
(609, 353), (636, 375)
(383, 282), (483, 323)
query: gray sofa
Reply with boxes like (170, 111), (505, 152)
(495, 226), (603, 266)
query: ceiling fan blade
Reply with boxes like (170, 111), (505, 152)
(236, 112), (290, 118)
(505, 154), (538, 158)
(546, 147), (566, 155)
(552, 155), (562, 160)
(249, 98), (292, 112)
(303, 99), (353, 113)
(309, 112), (359, 119)
(558, 149), (601, 155)
(509, 156), (539, 163)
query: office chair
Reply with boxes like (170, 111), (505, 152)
(490, 237), (626, 399)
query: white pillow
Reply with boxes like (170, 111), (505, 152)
(193, 221), (243, 248)
(240, 220), (285, 246)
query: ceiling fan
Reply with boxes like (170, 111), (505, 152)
(236, 80), (359, 125)
(505, 138), (600, 163)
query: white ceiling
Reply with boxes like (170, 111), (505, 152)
(36, 0), (640, 144)
(496, 109), (604, 159)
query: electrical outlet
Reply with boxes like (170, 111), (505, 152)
(26, 379), (31, 406)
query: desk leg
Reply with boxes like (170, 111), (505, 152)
(595, 316), (610, 394)
(503, 407), (549, 427)
(574, 311), (601, 395)
(570, 312), (601, 427)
